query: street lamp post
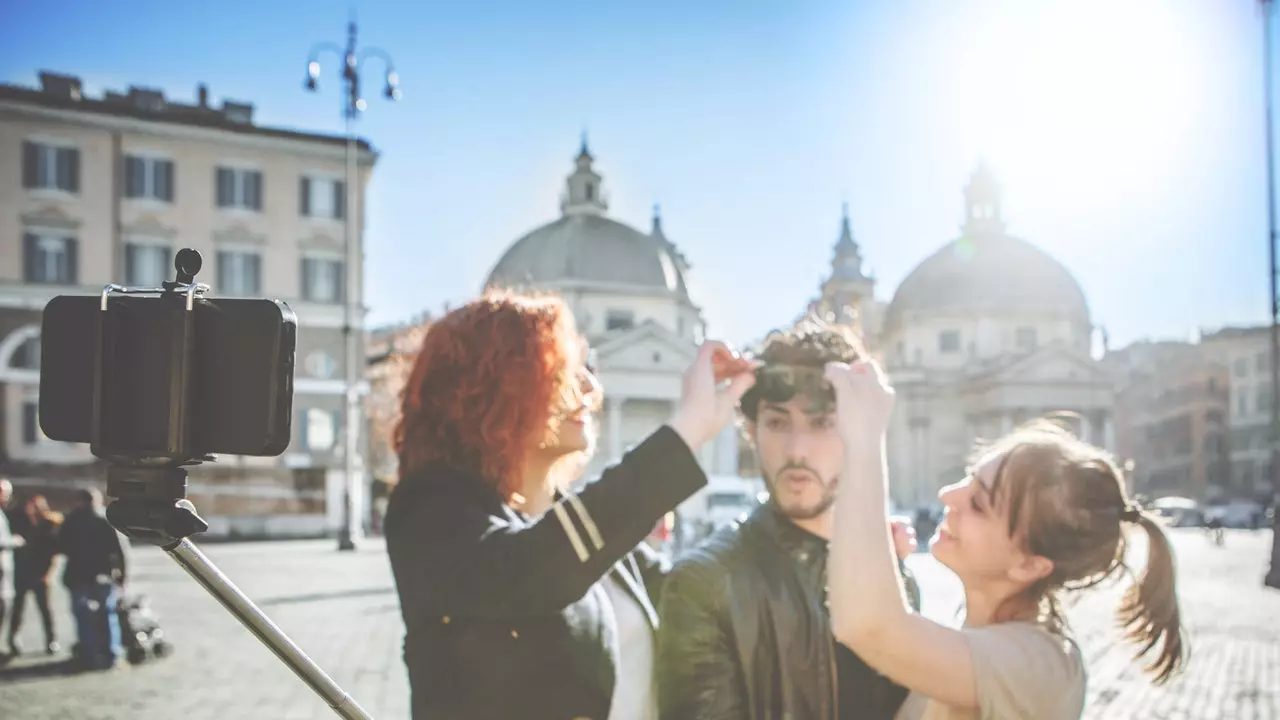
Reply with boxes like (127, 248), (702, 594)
(305, 20), (399, 552)
(1261, 0), (1280, 590)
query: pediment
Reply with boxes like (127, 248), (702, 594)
(594, 320), (696, 372)
(213, 221), (267, 245)
(20, 204), (81, 230)
(122, 213), (178, 239)
(988, 343), (1110, 385)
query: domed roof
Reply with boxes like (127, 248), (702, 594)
(483, 139), (690, 297)
(882, 166), (1089, 337)
(486, 213), (689, 295)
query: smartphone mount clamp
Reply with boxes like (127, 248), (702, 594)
(97, 250), (375, 720)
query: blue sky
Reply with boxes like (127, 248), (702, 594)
(0, 0), (1271, 350)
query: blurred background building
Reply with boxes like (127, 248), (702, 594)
(0, 70), (377, 539)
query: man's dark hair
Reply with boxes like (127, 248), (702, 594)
(739, 316), (866, 422)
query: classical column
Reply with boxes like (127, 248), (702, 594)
(608, 395), (624, 462)
(910, 418), (931, 506)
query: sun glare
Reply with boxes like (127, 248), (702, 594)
(944, 0), (1205, 213)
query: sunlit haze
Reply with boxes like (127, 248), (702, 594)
(0, 0), (1269, 348)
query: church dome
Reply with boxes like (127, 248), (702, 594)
(484, 139), (690, 297)
(882, 165), (1090, 337)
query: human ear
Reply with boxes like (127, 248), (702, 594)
(1008, 553), (1054, 586)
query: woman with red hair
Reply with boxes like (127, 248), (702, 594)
(384, 291), (755, 720)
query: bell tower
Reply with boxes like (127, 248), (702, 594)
(561, 132), (608, 217)
(813, 202), (876, 337)
(963, 161), (1006, 235)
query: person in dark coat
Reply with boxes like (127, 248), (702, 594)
(383, 292), (756, 720)
(8, 493), (63, 655)
(59, 488), (128, 670)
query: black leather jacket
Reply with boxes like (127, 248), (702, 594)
(656, 503), (918, 720)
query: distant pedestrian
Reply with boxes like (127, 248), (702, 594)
(58, 488), (128, 670)
(0, 478), (25, 657)
(9, 494), (63, 655)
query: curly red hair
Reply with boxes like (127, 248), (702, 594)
(393, 291), (589, 498)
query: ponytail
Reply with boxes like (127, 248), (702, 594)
(1116, 511), (1187, 685)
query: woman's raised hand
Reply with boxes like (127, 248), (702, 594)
(668, 341), (757, 450)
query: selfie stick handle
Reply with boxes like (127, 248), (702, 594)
(166, 539), (374, 720)
(106, 465), (374, 720)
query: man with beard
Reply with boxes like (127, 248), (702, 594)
(656, 320), (919, 720)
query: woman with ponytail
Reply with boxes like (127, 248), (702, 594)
(821, 359), (1186, 719)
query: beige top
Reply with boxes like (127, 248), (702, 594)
(894, 622), (1085, 720)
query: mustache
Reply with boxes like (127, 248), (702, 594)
(777, 462), (820, 480)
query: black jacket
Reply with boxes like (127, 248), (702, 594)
(655, 502), (918, 720)
(384, 425), (707, 720)
(58, 507), (127, 589)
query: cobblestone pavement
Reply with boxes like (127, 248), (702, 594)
(1, 529), (1277, 719)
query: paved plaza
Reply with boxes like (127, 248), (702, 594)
(0, 528), (1277, 719)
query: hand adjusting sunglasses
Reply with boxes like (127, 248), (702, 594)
(750, 363), (836, 409)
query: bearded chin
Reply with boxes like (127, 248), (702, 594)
(767, 472), (839, 520)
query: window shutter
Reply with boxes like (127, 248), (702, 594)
(299, 408), (309, 449)
(301, 258), (312, 302)
(22, 141), (38, 188)
(125, 244), (138, 285)
(216, 167), (230, 207)
(23, 233), (38, 282)
(300, 177), (311, 216)
(65, 237), (79, 285)
(249, 253), (262, 295)
(335, 261), (345, 304)
(332, 410), (343, 448)
(23, 402), (39, 445)
(333, 180), (345, 220)
(63, 147), (80, 193)
(162, 245), (174, 284)
(124, 156), (139, 198)
(216, 251), (228, 293)
(159, 159), (175, 202)
(249, 170), (263, 210)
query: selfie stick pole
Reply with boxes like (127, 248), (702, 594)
(106, 466), (375, 720)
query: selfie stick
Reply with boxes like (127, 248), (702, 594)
(96, 251), (374, 720)
(106, 467), (373, 720)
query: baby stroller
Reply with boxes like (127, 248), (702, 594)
(118, 592), (172, 665)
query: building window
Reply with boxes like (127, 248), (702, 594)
(299, 176), (345, 220)
(125, 242), (172, 287)
(1239, 394), (1250, 417)
(11, 336), (40, 370)
(605, 309), (635, 331)
(1234, 357), (1249, 377)
(217, 250), (262, 296)
(22, 141), (79, 192)
(939, 330), (961, 353)
(1258, 385), (1273, 414)
(304, 351), (338, 379)
(215, 166), (263, 210)
(302, 408), (338, 451)
(1015, 326), (1037, 351)
(22, 233), (77, 284)
(301, 257), (344, 304)
(585, 182), (595, 201)
(124, 155), (175, 201)
(22, 400), (48, 445)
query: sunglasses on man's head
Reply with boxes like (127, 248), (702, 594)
(752, 363), (836, 409)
